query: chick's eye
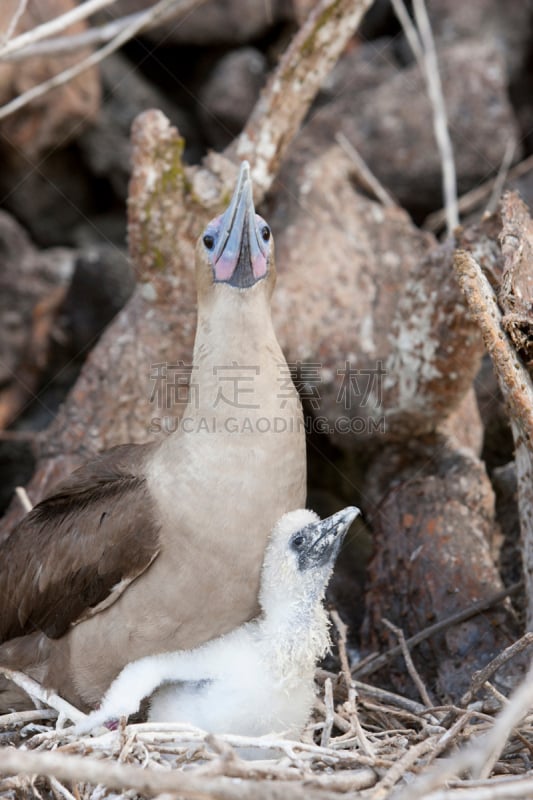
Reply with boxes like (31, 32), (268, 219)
(292, 535), (304, 548)
(203, 234), (215, 250)
(261, 226), (271, 243)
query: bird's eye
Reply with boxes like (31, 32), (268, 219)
(261, 226), (271, 243)
(203, 234), (215, 250)
(292, 534), (304, 548)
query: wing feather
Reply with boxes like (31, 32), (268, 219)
(0, 443), (161, 642)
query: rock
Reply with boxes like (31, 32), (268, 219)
(0, 146), (97, 247)
(492, 461), (522, 595)
(305, 40), (521, 218)
(109, 0), (285, 45)
(360, 438), (520, 701)
(475, 355), (514, 472)
(0, 0), (100, 160)
(270, 145), (486, 449)
(61, 246), (136, 355)
(78, 54), (198, 199)
(199, 48), (267, 150)
(319, 37), (398, 103)
(424, 0), (531, 82)
(0, 211), (74, 389)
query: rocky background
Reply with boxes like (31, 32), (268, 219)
(1, 0), (533, 705)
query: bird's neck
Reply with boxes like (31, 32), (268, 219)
(186, 285), (290, 418)
(260, 595), (331, 679)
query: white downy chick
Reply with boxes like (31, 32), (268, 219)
(74, 506), (360, 740)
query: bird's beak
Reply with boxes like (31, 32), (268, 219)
(212, 161), (268, 288)
(304, 507), (360, 569)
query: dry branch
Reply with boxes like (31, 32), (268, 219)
(454, 249), (533, 627)
(424, 154), (533, 233)
(391, 0), (458, 235)
(0, 0), (208, 121)
(0, 0), (119, 58)
(335, 132), (396, 208)
(395, 659), (533, 798)
(230, 0), (374, 194)
(354, 583), (521, 679)
(0, 669), (86, 724)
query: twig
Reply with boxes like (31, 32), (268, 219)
(0, 0), (120, 59)
(459, 634), (533, 710)
(394, 658), (533, 799)
(486, 139), (517, 214)
(353, 582), (521, 679)
(2, 0), (28, 44)
(382, 618), (434, 708)
(391, 0), (458, 235)
(320, 678), (334, 748)
(0, 744), (365, 800)
(50, 776), (77, 800)
(455, 250), (533, 626)
(0, 669), (86, 724)
(335, 132), (396, 208)
(15, 485), (33, 513)
(0, 708), (57, 728)
(370, 738), (437, 800)
(424, 154), (533, 233)
(230, 0), (374, 195)
(389, 0), (424, 67)
(3, 1), (209, 60)
(0, 0), (207, 122)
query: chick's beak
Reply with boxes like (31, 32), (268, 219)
(213, 161), (268, 288)
(305, 506), (360, 568)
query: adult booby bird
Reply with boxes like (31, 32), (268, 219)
(74, 507), (360, 737)
(0, 162), (306, 710)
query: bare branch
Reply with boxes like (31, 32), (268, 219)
(2, 0), (28, 44)
(353, 582), (521, 679)
(395, 659), (533, 798)
(382, 618), (434, 708)
(453, 250), (533, 448)
(0, 0), (120, 59)
(15, 486), (32, 513)
(0, 669), (86, 724)
(391, 0), (458, 235)
(486, 138), (517, 214)
(335, 132), (397, 208)
(424, 154), (533, 233)
(0, 0), (207, 122)
(230, 0), (374, 197)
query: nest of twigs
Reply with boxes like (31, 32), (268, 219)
(1, 622), (533, 800)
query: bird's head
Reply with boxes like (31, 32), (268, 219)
(195, 161), (275, 301)
(259, 507), (361, 615)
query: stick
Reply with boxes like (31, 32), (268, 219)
(424, 154), (533, 233)
(335, 132), (396, 208)
(454, 250), (533, 624)
(0, 745), (364, 800)
(382, 618), (434, 708)
(320, 678), (334, 748)
(395, 659), (533, 799)
(1, 0), (28, 44)
(0, 0), (120, 59)
(0, 0), (207, 121)
(485, 139), (517, 214)
(353, 582), (521, 678)
(15, 485), (33, 513)
(391, 0), (458, 235)
(230, 0), (374, 195)
(0, 669), (86, 724)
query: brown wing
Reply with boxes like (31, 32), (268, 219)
(0, 443), (161, 642)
